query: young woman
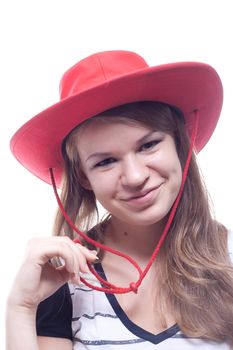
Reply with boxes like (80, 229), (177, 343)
(7, 50), (233, 349)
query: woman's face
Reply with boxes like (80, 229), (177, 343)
(77, 120), (182, 227)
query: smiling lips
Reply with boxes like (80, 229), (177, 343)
(121, 184), (163, 208)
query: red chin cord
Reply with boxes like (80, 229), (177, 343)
(50, 111), (199, 294)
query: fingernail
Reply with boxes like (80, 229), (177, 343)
(90, 250), (98, 255)
(90, 250), (99, 259)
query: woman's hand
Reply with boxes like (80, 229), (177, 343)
(7, 236), (98, 310)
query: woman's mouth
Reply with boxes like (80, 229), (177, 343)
(122, 184), (163, 208)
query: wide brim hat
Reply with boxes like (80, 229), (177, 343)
(10, 50), (223, 187)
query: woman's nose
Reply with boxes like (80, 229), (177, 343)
(121, 155), (149, 188)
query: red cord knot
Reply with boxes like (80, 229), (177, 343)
(129, 282), (138, 293)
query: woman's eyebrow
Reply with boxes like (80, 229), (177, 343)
(85, 130), (158, 163)
(86, 152), (112, 163)
(136, 130), (158, 145)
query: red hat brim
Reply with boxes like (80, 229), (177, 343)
(10, 61), (223, 186)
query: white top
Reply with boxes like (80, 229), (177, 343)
(69, 231), (233, 350)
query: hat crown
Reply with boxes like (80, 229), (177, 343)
(59, 50), (148, 100)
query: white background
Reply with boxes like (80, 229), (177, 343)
(1, 0), (233, 346)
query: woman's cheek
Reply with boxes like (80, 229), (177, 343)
(88, 172), (115, 195)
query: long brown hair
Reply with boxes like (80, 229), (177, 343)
(54, 101), (233, 346)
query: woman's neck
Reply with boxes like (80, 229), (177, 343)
(103, 216), (166, 265)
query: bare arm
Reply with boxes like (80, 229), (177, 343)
(6, 304), (72, 350)
(6, 304), (39, 350)
(5, 237), (97, 350)
(38, 337), (72, 350)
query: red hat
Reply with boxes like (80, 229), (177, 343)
(10, 50), (223, 186)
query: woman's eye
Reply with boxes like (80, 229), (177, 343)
(140, 140), (161, 152)
(95, 158), (116, 167)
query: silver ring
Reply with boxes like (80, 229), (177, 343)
(49, 256), (65, 269)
